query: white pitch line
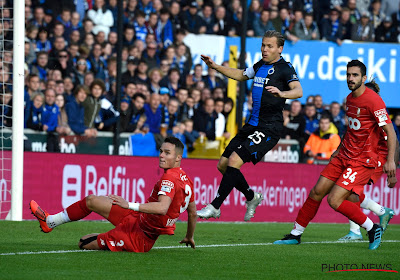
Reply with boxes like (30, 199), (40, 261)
(1, 240), (399, 256)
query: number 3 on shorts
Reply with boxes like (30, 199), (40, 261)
(343, 168), (358, 183)
(180, 185), (192, 213)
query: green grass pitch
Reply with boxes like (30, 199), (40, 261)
(0, 221), (399, 279)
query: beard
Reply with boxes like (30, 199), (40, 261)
(347, 80), (362, 91)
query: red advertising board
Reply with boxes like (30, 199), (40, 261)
(18, 152), (400, 224)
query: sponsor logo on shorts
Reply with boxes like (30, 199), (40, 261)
(100, 238), (105, 246)
(342, 181), (349, 186)
(374, 109), (386, 117)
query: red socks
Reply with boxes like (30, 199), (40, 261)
(336, 200), (367, 225)
(66, 197), (92, 221)
(295, 197), (321, 228)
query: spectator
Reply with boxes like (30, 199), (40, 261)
(375, 16), (398, 42)
(304, 103), (319, 139)
(36, 27), (52, 53)
(55, 94), (71, 135)
(79, 18), (95, 39)
(204, 67), (226, 91)
(175, 43), (191, 78)
(321, 8), (344, 45)
(134, 10), (148, 43)
(191, 64), (205, 84)
(142, 41), (160, 71)
(253, 9), (275, 37)
(26, 92), (45, 131)
(371, 0), (386, 29)
(303, 114), (341, 164)
(66, 85), (97, 137)
(122, 56), (139, 86)
(176, 87), (190, 121)
(83, 79), (104, 129)
(144, 92), (162, 133)
(30, 6), (46, 28)
(54, 80), (66, 97)
(183, 118), (199, 152)
(182, 1), (206, 34)
(160, 67), (181, 97)
(159, 59), (171, 77)
(158, 8), (174, 48)
(72, 57), (89, 86)
(329, 101), (346, 137)
(193, 97), (217, 141)
(351, 11), (374, 42)
(347, 0), (361, 24)
(128, 92), (147, 132)
(52, 22), (67, 43)
(30, 52), (49, 81)
(134, 59), (150, 84)
(89, 43), (107, 80)
(25, 74), (42, 99)
(199, 4), (215, 34)
(169, 1), (184, 32)
(125, 0), (138, 23)
(63, 77), (74, 101)
(84, 72), (95, 88)
(186, 96), (196, 119)
(54, 49), (74, 78)
(214, 97), (230, 139)
(146, 13), (159, 42)
(48, 36), (66, 68)
(272, 7), (299, 42)
(339, 7), (353, 40)
(43, 88), (60, 152)
(213, 6), (232, 36)
(314, 94), (328, 118)
(87, 0), (114, 37)
(162, 45), (178, 69)
(282, 100), (306, 145)
(173, 29), (192, 68)
(137, 0), (156, 20)
(148, 68), (163, 93)
(294, 13), (320, 40)
(159, 87), (170, 107)
(82, 33), (95, 51)
(161, 97), (181, 135)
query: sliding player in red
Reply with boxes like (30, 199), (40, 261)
(30, 137), (197, 252)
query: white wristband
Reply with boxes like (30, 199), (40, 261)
(128, 202), (140, 211)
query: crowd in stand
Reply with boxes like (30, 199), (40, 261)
(0, 0), (400, 158)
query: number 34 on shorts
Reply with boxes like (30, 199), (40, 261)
(341, 168), (357, 186)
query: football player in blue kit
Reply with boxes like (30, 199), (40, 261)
(197, 30), (303, 221)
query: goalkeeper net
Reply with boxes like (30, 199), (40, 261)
(0, 4), (13, 219)
(0, 0), (24, 220)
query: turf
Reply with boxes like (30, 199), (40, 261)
(0, 221), (399, 280)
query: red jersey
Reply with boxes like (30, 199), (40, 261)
(340, 87), (391, 167)
(139, 167), (194, 236)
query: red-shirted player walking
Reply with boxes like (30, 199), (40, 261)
(274, 60), (397, 250)
(30, 137), (197, 252)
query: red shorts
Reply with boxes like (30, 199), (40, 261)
(321, 155), (376, 195)
(97, 205), (158, 253)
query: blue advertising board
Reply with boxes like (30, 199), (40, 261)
(225, 38), (400, 108)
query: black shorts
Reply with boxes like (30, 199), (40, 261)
(222, 123), (281, 164)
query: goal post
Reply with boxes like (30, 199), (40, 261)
(10, 0), (25, 221)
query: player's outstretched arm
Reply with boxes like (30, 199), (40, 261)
(179, 201), (197, 249)
(382, 123), (397, 178)
(201, 54), (248, 82)
(265, 81), (303, 99)
(109, 194), (172, 215)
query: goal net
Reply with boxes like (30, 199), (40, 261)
(0, 0), (24, 220)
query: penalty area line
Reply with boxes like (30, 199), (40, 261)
(1, 240), (400, 256)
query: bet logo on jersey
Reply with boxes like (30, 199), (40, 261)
(348, 117), (361, 130)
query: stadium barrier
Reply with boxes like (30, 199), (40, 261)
(11, 151), (399, 223)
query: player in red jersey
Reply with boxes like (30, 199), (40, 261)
(30, 137), (197, 252)
(339, 80), (398, 241)
(274, 60), (397, 250)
